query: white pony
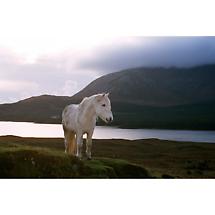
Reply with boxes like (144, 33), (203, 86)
(62, 93), (113, 159)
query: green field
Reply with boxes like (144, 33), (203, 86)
(0, 136), (215, 178)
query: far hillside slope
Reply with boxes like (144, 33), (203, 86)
(71, 65), (215, 106)
(0, 95), (72, 123)
(0, 65), (215, 129)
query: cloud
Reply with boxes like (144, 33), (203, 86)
(56, 80), (78, 96)
(0, 80), (39, 92)
(1, 37), (215, 103)
(0, 80), (40, 103)
(0, 49), (99, 103)
(77, 37), (215, 74)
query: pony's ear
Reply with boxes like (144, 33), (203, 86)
(102, 92), (109, 97)
(96, 94), (103, 102)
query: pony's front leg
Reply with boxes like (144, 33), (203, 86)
(64, 139), (68, 153)
(76, 133), (83, 159)
(86, 132), (93, 160)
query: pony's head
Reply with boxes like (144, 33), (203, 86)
(94, 93), (113, 123)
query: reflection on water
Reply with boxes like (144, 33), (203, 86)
(0, 121), (215, 143)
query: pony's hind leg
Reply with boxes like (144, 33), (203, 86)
(64, 139), (68, 153)
(86, 132), (93, 160)
(63, 126), (76, 155)
(69, 132), (76, 155)
(76, 132), (83, 159)
(63, 125), (68, 153)
(67, 131), (76, 155)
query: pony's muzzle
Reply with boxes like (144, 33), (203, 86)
(106, 116), (113, 123)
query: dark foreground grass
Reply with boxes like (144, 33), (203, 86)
(0, 136), (149, 178)
(0, 136), (215, 178)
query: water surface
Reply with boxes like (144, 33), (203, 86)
(0, 121), (215, 143)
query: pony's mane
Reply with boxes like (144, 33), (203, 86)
(79, 94), (101, 105)
(78, 95), (96, 111)
(79, 97), (89, 110)
(78, 93), (106, 111)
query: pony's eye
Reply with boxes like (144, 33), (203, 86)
(102, 104), (106, 107)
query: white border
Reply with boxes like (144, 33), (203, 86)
(0, 179), (214, 215)
(0, 0), (215, 215)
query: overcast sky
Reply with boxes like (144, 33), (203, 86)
(0, 1), (215, 103)
(1, 36), (215, 104)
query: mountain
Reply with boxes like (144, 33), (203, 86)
(0, 64), (215, 129)
(71, 64), (215, 106)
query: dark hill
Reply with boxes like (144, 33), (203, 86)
(71, 64), (215, 106)
(0, 64), (215, 129)
(0, 95), (72, 123)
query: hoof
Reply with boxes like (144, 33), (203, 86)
(87, 157), (92, 160)
(76, 155), (82, 160)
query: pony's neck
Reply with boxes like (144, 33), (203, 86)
(79, 97), (97, 123)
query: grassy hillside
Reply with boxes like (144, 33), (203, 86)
(0, 136), (149, 178)
(0, 136), (215, 178)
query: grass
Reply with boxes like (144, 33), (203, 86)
(0, 136), (215, 178)
(0, 136), (150, 178)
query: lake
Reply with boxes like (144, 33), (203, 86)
(0, 121), (215, 143)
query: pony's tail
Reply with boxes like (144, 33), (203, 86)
(63, 126), (76, 155)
